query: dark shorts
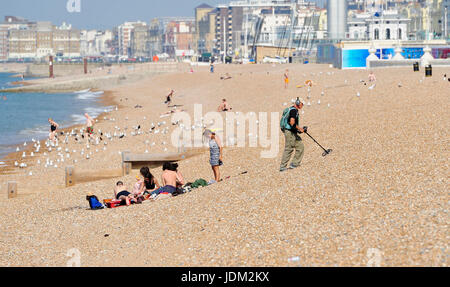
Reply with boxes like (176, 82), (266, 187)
(116, 191), (131, 199)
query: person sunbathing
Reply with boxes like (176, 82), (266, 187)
(139, 167), (160, 197)
(218, 99), (232, 112)
(152, 162), (185, 196)
(114, 181), (137, 205)
(160, 108), (186, 117)
(220, 73), (232, 80)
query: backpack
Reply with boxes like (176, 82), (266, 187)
(86, 195), (104, 210)
(280, 107), (297, 132)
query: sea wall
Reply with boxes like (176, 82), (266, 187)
(1, 63), (189, 93)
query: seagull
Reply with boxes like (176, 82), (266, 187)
(368, 84), (376, 90)
(357, 92), (360, 97)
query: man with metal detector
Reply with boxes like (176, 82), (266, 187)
(280, 97), (308, 172)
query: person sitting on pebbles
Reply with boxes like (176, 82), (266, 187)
(114, 181), (138, 205)
(139, 167), (160, 197)
(217, 99), (232, 112)
(152, 162), (185, 197)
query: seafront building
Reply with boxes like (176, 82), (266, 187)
(80, 30), (113, 57)
(1, 16), (80, 61)
(117, 21), (147, 57)
(0, 1), (448, 64)
(0, 25), (8, 62)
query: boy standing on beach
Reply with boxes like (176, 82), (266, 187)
(284, 69), (289, 89)
(85, 113), (94, 142)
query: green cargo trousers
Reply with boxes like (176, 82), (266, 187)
(280, 130), (305, 169)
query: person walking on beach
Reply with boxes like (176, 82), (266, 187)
(284, 69), (289, 89)
(368, 71), (376, 83)
(84, 113), (94, 142)
(210, 62), (214, 73)
(165, 89), (174, 106)
(204, 129), (223, 183)
(48, 118), (59, 143)
(280, 97), (307, 172)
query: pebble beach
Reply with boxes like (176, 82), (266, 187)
(0, 63), (448, 267)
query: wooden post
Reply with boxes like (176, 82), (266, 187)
(65, 166), (75, 187)
(84, 58), (88, 74)
(7, 181), (17, 199)
(49, 55), (54, 78)
(122, 151), (131, 176)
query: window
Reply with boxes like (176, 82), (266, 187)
(386, 28), (391, 40)
(398, 28), (402, 40)
(374, 28), (379, 40)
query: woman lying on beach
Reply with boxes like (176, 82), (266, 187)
(48, 118), (59, 143)
(204, 129), (223, 183)
(139, 167), (160, 196)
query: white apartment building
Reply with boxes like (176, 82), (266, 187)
(118, 21), (146, 57)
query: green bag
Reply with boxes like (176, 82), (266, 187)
(190, 179), (208, 189)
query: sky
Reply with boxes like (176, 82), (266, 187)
(0, 0), (230, 30)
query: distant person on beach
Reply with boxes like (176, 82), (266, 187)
(165, 89), (174, 106)
(284, 69), (289, 89)
(210, 62), (214, 73)
(139, 167), (160, 196)
(114, 181), (138, 205)
(217, 99), (232, 112)
(160, 108), (186, 117)
(48, 118), (59, 143)
(220, 73), (232, 80)
(204, 129), (223, 183)
(368, 71), (377, 82)
(84, 113), (94, 142)
(280, 97), (306, 172)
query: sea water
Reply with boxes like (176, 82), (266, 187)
(0, 72), (113, 162)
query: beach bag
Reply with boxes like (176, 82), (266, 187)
(86, 195), (104, 210)
(190, 179), (208, 189)
(280, 107), (297, 132)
